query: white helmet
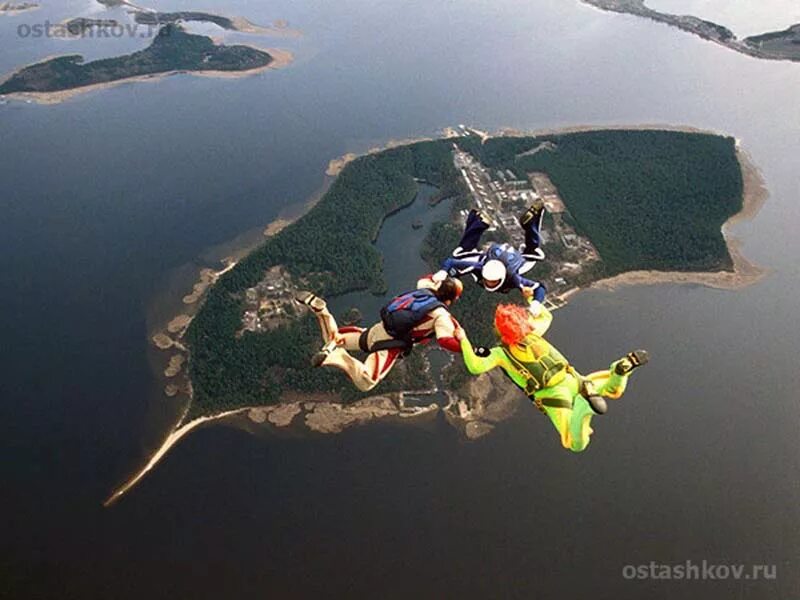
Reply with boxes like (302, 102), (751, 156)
(482, 259), (507, 292)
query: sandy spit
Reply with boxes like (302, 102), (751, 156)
(104, 406), (251, 506)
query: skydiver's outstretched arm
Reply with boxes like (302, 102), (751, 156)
(430, 310), (462, 353)
(514, 273), (547, 303)
(460, 341), (506, 375)
(441, 255), (484, 277)
(525, 303), (553, 336)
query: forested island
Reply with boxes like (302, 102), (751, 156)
(0, 2), (39, 14)
(0, 24), (273, 96)
(105, 128), (758, 504)
(582, 0), (800, 62)
(182, 129), (744, 418)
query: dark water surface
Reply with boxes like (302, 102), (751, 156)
(1, 0), (798, 598)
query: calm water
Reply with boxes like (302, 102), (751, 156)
(1, 0), (799, 598)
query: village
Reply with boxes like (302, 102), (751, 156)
(239, 266), (298, 334)
(451, 134), (600, 299)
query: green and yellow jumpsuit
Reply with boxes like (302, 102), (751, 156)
(459, 307), (634, 452)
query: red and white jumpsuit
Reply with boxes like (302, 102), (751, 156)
(311, 275), (461, 392)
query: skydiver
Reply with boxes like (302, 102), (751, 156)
(434, 200), (547, 309)
(454, 301), (649, 452)
(295, 274), (464, 392)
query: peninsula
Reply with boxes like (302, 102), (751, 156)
(0, 24), (275, 99)
(106, 128), (766, 505)
(581, 0), (800, 62)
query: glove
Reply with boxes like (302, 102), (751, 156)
(528, 300), (542, 318)
(432, 269), (448, 283)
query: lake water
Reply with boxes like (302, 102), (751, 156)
(1, 0), (798, 597)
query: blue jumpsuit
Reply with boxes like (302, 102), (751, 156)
(442, 210), (546, 301)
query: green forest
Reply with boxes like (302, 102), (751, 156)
(185, 141), (460, 417)
(186, 130), (743, 417)
(456, 130), (742, 274)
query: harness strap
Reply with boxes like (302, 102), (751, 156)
(360, 326), (411, 354)
(529, 394), (573, 414)
(358, 329), (371, 353)
(370, 338), (412, 353)
(504, 350), (541, 396)
(539, 396), (573, 410)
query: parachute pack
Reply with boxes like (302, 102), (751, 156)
(380, 289), (444, 340)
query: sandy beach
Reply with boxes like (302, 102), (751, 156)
(229, 16), (302, 37)
(325, 136), (435, 176)
(497, 122), (727, 139)
(104, 406), (251, 506)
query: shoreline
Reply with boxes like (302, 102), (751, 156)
(0, 46), (293, 105)
(326, 136), (436, 176)
(497, 122), (729, 139)
(0, 4), (39, 15)
(229, 16), (302, 38)
(578, 0), (800, 63)
(109, 124), (768, 506)
(104, 407), (250, 506)
(105, 393), (439, 505)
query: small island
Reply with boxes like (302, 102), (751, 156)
(0, 2), (39, 14)
(582, 0), (800, 62)
(89, 0), (298, 35)
(0, 24), (277, 101)
(105, 128), (766, 505)
(132, 11), (288, 35)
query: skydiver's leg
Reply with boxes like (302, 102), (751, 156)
(566, 395), (596, 452)
(537, 375), (595, 452)
(585, 369), (627, 400)
(296, 292), (339, 343)
(585, 350), (649, 400)
(338, 325), (367, 352)
(453, 209), (491, 257)
(319, 347), (403, 392)
(519, 199), (546, 267)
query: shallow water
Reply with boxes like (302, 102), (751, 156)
(1, 0), (799, 597)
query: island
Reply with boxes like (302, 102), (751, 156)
(104, 127), (766, 505)
(89, 0), (298, 35)
(581, 0), (800, 62)
(0, 24), (278, 101)
(132, 11), (289, 35)
(0, 2), (39, 14)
